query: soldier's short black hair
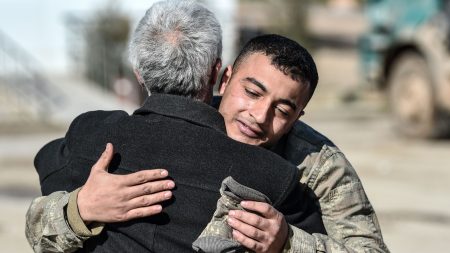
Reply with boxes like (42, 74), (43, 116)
(233, 34), (318, 103)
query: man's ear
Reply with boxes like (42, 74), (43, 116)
(133, 69), (145, 87)
(218, 65), (233, 95)
(209, 58), (222, 86)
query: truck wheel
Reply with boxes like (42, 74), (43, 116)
(388, 52), (437, 138)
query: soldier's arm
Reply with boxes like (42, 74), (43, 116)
(282, 148), (389, 253)
(224, 146), (390, 253)
(25, 191), (94, 253)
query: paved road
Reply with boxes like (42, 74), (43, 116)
(1, 48), (450, 252)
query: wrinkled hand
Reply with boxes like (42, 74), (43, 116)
(227, 201), (288, 253)
(77, 143), (175, 224)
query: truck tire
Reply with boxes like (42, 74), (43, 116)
(387, 52), (438, 138)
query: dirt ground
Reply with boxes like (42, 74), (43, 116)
(1, 47), (449, 252)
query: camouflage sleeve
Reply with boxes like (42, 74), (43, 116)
(25, 191), (90, 253)
(282, 147), (390, 253)
(193, 176), (271, 253)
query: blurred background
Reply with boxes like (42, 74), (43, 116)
(1, 0), (449, 252)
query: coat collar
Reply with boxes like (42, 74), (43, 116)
(134, 94), (227, 134)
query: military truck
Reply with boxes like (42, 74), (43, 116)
(359, 0), (450, 137)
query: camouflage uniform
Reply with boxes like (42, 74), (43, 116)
(277, 122), (389, 252)
(26, 188), (103, 253)
(193, 176), (273, 252)
(25, 121), (389, 253)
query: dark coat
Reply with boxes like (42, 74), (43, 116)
(35, 94), (325, 252)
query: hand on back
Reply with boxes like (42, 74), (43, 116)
(77, 143), (175, 224)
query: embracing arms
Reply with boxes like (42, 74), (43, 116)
(223, 146), (389, 253)
(25, 144), (175, 252)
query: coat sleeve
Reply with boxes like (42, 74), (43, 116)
(25, 191), (85, 253)
(25, 190), (104, 253)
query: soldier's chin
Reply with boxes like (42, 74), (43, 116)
(242, 137), (266, 147)
(230, 133), (259, 146)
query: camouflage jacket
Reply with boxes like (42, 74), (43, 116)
(25, 121), (389, 253)
(274, 121), (389, 252)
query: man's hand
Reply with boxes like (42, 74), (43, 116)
(77, 143), (175, 224)
(227, 201), (288, 253)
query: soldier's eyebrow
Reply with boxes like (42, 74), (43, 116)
(278, 98), (297, 111)
(244, 77), (267, 92)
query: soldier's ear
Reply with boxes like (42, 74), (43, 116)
(219, 65), (233, 95)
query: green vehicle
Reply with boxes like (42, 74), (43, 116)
(359, 0), (450, 137)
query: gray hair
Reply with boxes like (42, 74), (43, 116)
(129, 0), (222, 99)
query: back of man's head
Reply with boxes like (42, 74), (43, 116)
(233, 34), (318, 104)
(129, 0), (222, 100)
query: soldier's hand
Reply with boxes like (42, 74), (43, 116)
(227, 201), (288, 253)
(77, 143), (175, 224)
